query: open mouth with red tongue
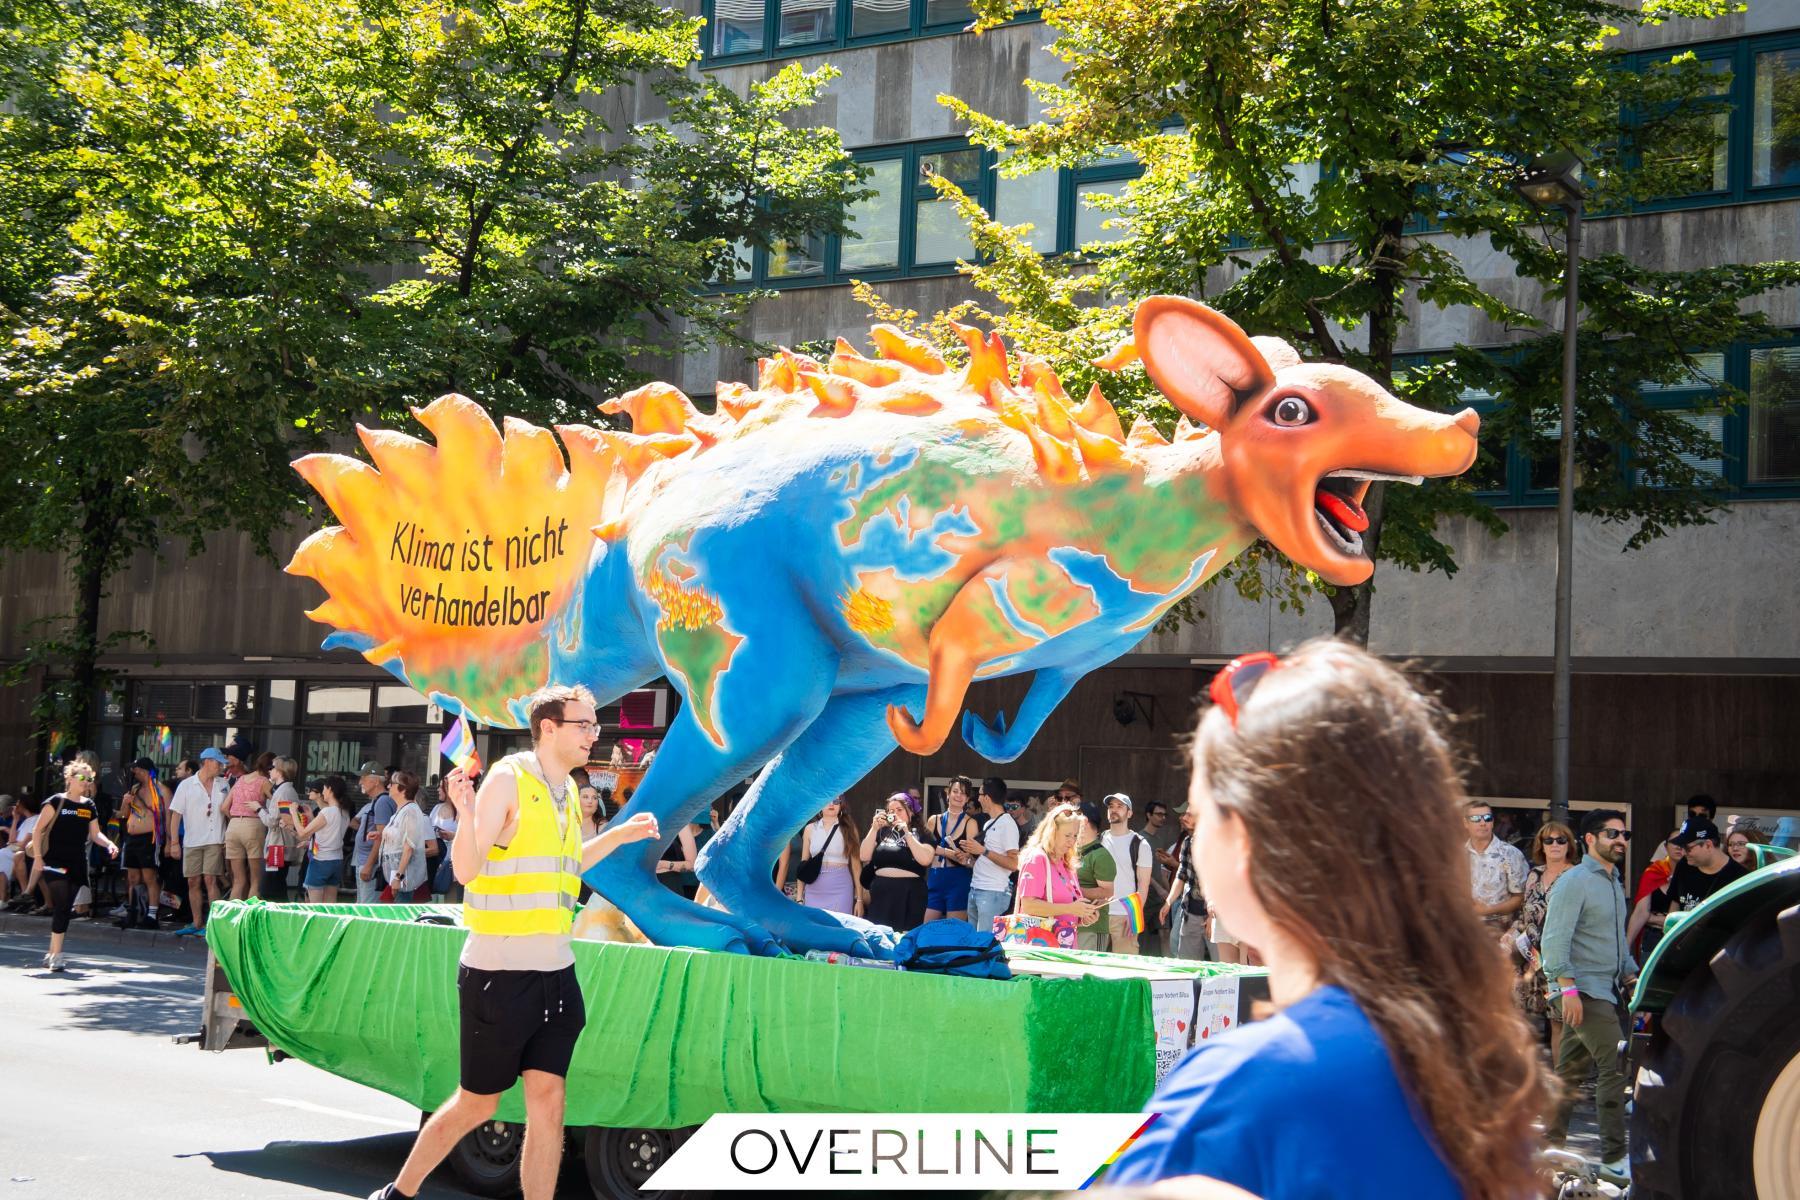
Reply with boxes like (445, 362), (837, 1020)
(1313, 469), (1423, 556)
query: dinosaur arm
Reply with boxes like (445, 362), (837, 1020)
(961, 665), (1084, 763)
(887, 568), (1034, 757)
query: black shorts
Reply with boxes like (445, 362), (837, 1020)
(123, 834), (156, 870)
(458, 963), (586, 1096)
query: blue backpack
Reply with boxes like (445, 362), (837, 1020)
(894, 918), (1013, 980)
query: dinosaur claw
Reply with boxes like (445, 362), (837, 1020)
(994, 709), (1008, 734)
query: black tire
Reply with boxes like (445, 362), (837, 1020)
(1631, 901), (1800, 1199)
(446, 1117), (525, 1198)
(581, 1125), (708, 1200)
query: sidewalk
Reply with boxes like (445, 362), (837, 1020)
(0, 910), (210, 954)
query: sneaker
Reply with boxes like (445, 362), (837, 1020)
(1601, 1156), (1629, 1177)
(174, 924), (202, 937)
(108, 905), (128, 918)
(47, 953), (66, 973)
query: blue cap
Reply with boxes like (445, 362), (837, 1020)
(199, 747), (229, 765)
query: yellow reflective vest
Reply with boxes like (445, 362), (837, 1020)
(463, 757), (582, 938)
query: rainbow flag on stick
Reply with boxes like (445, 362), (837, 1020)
(1121, 892), (1147, 936)
(157, 725), (174, 756)
(440, 713), (482, 777)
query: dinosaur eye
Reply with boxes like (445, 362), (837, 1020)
(1272, 396), (1312, 426)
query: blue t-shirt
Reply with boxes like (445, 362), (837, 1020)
(1107, 985), (1460, 1199)
(353, 792), (394, 867)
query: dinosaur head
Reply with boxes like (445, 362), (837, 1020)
(1134, 296), (1480, 587)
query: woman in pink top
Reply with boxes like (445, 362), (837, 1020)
(1015, 802), (1103, 923)
(223, 751), (273, 901)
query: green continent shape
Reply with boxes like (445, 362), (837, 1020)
(411, 642), (547, 728)
(656, 622), (742, 749)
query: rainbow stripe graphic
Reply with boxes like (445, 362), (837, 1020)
(1121, 891), (1146, 935)
(440, 713), (482, 776)
(157, 725), (174, 756)
(1080, 1113), (1159, 1188)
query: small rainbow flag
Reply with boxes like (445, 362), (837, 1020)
(1121, 891), (1146, 936)
(157, 725), (174, 756)
(440, 713), (482, 776)
(1079, 1113), (1159, 1189)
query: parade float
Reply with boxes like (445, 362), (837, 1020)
(201, 295), (1486, 1196)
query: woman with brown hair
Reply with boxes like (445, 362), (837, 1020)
(1108, 641), (1546, 1199)
(1510, 819), (1579, 1061)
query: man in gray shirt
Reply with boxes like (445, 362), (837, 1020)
(1541, 807), (1638, 1172)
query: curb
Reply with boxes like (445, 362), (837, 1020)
(0, 911), (208, 954)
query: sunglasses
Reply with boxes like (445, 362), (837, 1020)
(1542, 836), (1569, 845)
(1209, 652), (1283, 728)
(1467, 813), (1495, 824)
(1597, 828), (1632, 842)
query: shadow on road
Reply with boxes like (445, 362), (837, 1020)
(188, 1132), (484, 1198)
(43, 974), (202, 1037)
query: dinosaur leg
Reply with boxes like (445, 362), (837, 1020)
(961, 664), (1083, 763)
(886, 567), (1033, 756)
(582, 647), (838, 954)
(702, 684), (925, 959)
(961, 631), (1145, 762)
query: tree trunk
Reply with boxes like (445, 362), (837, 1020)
(1331, 217), (1406, 645)
(66, 482), (117, 753)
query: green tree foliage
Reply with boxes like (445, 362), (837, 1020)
(0, 0), (860, 748)
(866, 0), (1800, 640)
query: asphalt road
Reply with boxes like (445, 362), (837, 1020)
(0, 924), (477, 1200)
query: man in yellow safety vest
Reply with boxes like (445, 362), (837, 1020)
(371, 684), (658, 1200)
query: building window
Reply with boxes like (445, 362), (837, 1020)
(914, 145), (984, 265)
(1752, 47), (1800, 188)
(703, 0), (986, 63)
(1626, 32), (1800, 209)
(1748, 344), (1800, 482)
(305, 683), (371, 722)
(840, 156), (904, 269)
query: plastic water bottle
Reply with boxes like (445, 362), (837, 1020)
(802, 949), (902, 970)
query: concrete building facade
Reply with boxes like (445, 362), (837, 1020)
(2, 0), (1797, 866)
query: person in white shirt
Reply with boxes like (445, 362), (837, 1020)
(1466, 800), (1529, 931)
(960, 777), (1022, 934)
(380, 771), (432, 902)
(1101, 792), (1152, 955)
(167, 748), (229, 934)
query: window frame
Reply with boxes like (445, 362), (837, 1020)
(1624, 30), (1800, 212)
(699, 0), (1035, 66)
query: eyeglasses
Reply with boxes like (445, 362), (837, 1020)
(1597, 828), (1632, 842)
(552, 718), (598, 734)
(1542, 836), (1569, 845)
(1208, 651), (1283, 728)
(1467, 814), (1495, 824)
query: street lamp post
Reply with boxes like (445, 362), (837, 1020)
(1513, 155), (1584, 827)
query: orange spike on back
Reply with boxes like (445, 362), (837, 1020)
(1173, 415), (1198, 442)
(716, 381), (760, 420)
(1035, 391), (1074, 440)
(1093, 337), (1140, 371)
(1018, 356), (1069, 406)
(874, 389), (943, 417)
(1071, 422), (1128, 471)
(804, 371), (864, 417)
(293, 455), (387, 529)
(1127, 415), (1171, 447)
(1073, 382), (1126, 442)
(870, 324), (948, 374)
(1020, 422), (1084, 486)
(414, 395), (504, 470)
(830, 338), (904, 387)
(952, 322), (1012, 401)
(600, 382), (701, 436)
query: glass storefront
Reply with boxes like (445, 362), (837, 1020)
(60, 677), (673, 797)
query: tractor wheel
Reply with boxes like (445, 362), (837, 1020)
(445, 1117), (525, 1197)
(1631, 901), (1800, 1199)
(581, 1125), (708, 1200)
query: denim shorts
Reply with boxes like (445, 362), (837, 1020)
(303, 855), (344, 889)
(925, 865), (973, 913)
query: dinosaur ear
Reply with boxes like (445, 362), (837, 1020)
(1133, 296), (1275, 430)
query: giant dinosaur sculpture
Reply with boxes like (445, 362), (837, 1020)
(288, 295), (1480, 956)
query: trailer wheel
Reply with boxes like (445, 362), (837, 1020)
(445, 1117), (524, 1197)
(1631, 902), (1800, 1199)
(581, 1125), (707, 1200)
